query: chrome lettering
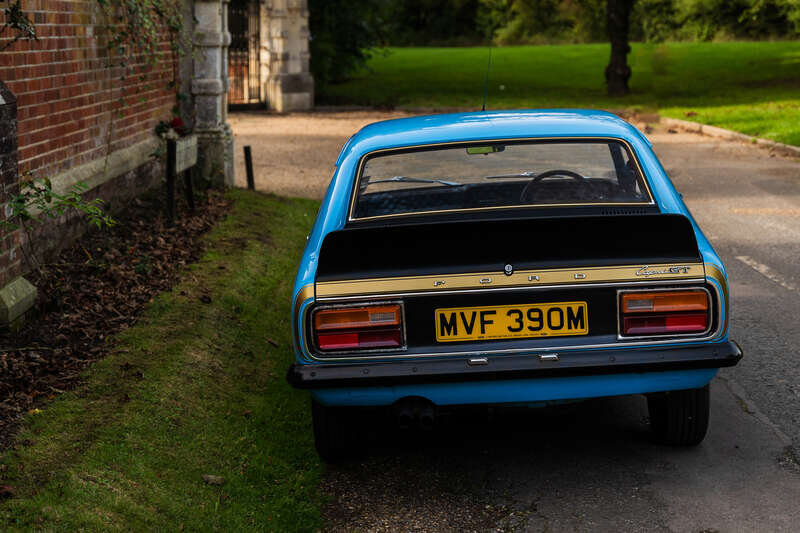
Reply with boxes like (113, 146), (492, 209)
(636, 265), (691, 277)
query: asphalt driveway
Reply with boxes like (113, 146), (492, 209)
(230, 110), (800, 532)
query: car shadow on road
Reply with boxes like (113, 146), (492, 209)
(321, 381), (800, 532)
(321, 395), (675, 531)
(352, 393), (656, 463)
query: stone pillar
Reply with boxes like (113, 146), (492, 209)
(0, 81), (36, 330)
(261, 0), (314, 111)
(193, 0), (235, 187)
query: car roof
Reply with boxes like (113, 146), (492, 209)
(337, 109), (651, 166)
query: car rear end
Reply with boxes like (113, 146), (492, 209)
(289, 215), (740, 401)
(286, 125), (741, 459)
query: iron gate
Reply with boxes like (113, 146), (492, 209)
(228, 0), (261, 105)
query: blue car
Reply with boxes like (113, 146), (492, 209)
(286, 109), (742, 461)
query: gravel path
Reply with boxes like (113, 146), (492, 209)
(230, 110), (410, 199)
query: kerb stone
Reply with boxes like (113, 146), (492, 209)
(0, 276), (37, 328)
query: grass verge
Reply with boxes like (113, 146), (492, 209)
(322, 42), (800, 146)
(0, 190), (322, 531)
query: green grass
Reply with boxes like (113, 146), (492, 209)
(0, 191), (323, 531)
(322, 42), (800, 146)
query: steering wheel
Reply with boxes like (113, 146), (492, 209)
(519, 169), (588, 203)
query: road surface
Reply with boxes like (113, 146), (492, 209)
(230, 111), (800, 532)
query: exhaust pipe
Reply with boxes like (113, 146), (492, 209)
(393, 397), (437, 430)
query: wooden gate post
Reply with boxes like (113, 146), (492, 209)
(166, 139), (177, 227)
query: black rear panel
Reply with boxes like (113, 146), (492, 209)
(308, 282), (719, 359)
(317, 214), (701, 281)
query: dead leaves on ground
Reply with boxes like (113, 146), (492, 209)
(0, 192), (231, 451)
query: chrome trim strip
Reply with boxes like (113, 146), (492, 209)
(347, 136), (656, 223)
(306, 335), (724, 362)
(303, 279), (724, 362)
(704, 264), (729, 339)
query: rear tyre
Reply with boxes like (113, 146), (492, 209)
(311, 400), (359, 463)
(647, 384), (710, 446)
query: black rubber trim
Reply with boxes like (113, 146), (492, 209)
(286, 341), (742, 389)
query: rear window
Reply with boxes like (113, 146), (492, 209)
(350, 140), (653, 220)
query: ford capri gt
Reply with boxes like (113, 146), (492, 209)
(286, 110), (742, 461)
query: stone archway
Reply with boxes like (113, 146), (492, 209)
(260, 0), (314, 111)
(226, 0), (314, 111)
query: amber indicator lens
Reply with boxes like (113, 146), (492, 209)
(621, 290), (709, 314)
(314, 304), (404, 352)
(315, 305), (401, 331)
(620, 289), (709, 336)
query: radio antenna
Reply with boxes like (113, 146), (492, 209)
(481, 40), (494, 112)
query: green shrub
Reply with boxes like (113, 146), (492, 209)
(308, 0), (391, 92)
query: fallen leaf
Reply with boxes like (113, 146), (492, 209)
(0, 485), (14, 499)
(0, 191), (230, 450)
(202, 475), (225, 486)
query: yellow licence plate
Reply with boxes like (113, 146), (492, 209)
(435, 301), (588, 342)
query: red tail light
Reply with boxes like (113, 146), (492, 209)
(313, 304), (404, 352)
(620, 289), (710, 337)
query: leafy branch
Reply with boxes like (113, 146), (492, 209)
(2, 175), (116, 272)
(1, 0), (37, 51)
(95, 0), (191, 108)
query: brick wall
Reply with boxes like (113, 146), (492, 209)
(0, 0), (177, 285)
(0, 0), (175, 178)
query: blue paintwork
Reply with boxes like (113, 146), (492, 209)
(311, 369), (719, 407)
(291, 109), (730, 406)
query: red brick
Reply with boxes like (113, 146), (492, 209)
(1, 1), (175, 182)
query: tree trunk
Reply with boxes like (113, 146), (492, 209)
(605, 0), (635, 96)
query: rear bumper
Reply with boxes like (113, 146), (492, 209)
(286, 340), (742, 390)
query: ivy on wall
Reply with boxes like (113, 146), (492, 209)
(95, 0), (192, 110)
(1, 0), (37, 51)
